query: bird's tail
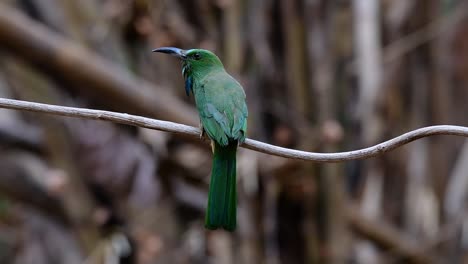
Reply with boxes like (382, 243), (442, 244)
(205, 141), (237, 231)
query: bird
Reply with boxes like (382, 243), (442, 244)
(153, 47), (248, 231)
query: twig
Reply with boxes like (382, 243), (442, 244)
(0, 98), (467, 163)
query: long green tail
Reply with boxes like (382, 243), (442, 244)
(205, 141), (237, 231)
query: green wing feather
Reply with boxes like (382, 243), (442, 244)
(195, 71), (247, 145)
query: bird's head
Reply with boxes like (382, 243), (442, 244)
(153, 47), (224, 96)
(152, 47), (223, 72)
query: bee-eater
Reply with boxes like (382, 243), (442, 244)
(153, 47), (248, 231)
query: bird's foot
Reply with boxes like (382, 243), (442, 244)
(199, 124), (208, 140)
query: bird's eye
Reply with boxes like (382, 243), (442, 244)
(193, 53), (202, 60)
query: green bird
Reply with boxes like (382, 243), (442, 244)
(153, 47), (248, 231)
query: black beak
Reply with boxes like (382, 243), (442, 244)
(152, 47), (187, 59)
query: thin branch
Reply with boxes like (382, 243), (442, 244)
(0, 98), (467, 163)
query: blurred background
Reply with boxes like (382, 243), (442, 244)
(0, 0), (467, 263)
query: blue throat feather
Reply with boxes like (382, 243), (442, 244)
(185, 76), (193, 96)
(182, 63), (192, 96)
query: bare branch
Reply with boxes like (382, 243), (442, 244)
(0, 98), (467, 163)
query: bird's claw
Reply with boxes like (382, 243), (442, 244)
(200, 128), (206, 139)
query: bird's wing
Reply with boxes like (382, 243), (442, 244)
(196, 72), (248, 146)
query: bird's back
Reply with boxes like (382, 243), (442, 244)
(193, 70), (248, 146)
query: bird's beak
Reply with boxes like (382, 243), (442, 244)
(152, 47), (187, 59)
